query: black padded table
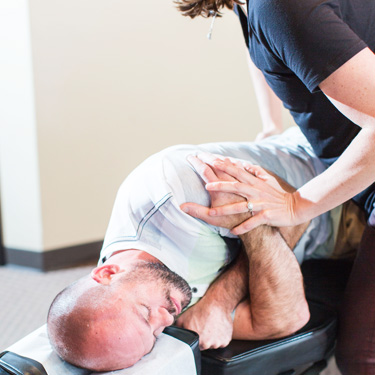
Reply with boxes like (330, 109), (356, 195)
(1, 259), (351, 375)
(0, 302), (335, 375)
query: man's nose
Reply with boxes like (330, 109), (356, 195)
(152, 308), (174, 336)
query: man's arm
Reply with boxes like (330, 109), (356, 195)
(177, 249), (248, 349)
(177, 155), (310, 348)
(176, 153), (250, 349)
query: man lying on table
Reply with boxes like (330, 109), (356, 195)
(47, 128), (356, 372)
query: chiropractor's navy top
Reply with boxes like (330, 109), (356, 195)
(236, 0), (375, 160)
(235, 0), (375, 213)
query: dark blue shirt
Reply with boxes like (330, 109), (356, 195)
(235, 0), (375, 161)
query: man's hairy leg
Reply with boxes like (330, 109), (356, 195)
(233, 226), (310, 340)
(177, 226), (304, 350)
(279, 222), (310, 250)
(177, 223), (309, 348)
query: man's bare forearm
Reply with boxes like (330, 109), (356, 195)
(199, 249), (248, 314)
(233, 226), (310, 340)
(176, 248), (249, 349)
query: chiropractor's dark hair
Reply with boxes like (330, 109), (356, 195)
(175, 0), (243, 18)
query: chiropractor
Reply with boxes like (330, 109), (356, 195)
(176, 0), (375, 373)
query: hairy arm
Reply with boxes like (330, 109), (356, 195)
(177, 224), (309, 347)
(176, 153), (250, 349)
(177, 250), (249, 349)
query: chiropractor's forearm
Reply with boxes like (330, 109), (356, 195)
(294, 47), (375, 222)
(233, 226), (309, 340)
(294, 126), (375, 223)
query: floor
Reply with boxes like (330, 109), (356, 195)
(0, 262), (341, 374)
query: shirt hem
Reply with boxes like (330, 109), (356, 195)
(307, 41), (368, 93)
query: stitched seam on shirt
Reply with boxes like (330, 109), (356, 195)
(103, 192), (173, 249)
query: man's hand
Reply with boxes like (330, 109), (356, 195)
(181, 153), (251, 230)
(176, 295), (234, 350)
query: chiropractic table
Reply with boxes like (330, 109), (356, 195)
(0, 259), (350, 375)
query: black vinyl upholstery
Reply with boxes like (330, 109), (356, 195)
(164, 326), (201, 374)
(0, 351), (48, 375)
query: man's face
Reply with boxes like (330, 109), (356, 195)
(93, 263), (192, 370)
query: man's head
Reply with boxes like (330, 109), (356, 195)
(47, 260), (192, 371)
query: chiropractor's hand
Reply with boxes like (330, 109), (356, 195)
(176, 294), (234, 350)
(182, 154), (299, 235)
(181, 153), (251, 230)
(202, 158), (299, 234)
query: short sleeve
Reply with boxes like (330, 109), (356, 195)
(250, 0), (368, 92)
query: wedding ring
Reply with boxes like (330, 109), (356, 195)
(247, 201), (254, 216)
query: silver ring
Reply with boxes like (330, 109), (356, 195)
(247, 201), (253, 216)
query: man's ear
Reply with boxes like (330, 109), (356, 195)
(91, 264), (122, 285)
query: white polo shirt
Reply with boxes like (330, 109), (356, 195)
(99, 127), (340, 305)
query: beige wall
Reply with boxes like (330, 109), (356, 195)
(0, 0), (293, 254)
(0, 1), (43, 252)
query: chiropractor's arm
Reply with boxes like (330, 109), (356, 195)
(297, 47), (375, 220)
(199, 48), (375, 234)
